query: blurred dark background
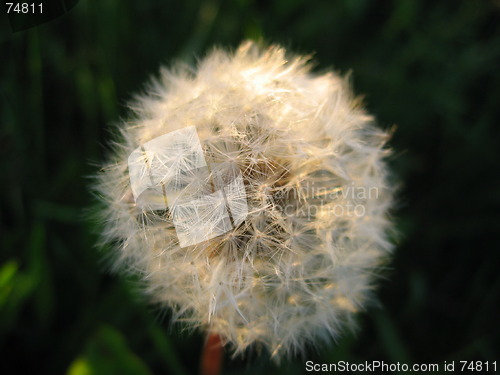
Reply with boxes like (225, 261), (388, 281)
(1, 0), (499, 374)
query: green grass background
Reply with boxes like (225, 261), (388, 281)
(1, 0), (499, 374)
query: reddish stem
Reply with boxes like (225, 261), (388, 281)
(200, 333), (224, 375)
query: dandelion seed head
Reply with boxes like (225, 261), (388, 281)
(95, 41), (394, 359)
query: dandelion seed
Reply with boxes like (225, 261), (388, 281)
(95, 41), (394, 360)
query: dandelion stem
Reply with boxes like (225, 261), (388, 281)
(200, 333), (223, 375)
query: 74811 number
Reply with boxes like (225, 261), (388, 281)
(6, 3), (43, 14)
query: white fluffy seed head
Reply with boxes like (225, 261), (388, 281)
(95, 41), (394, 360)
